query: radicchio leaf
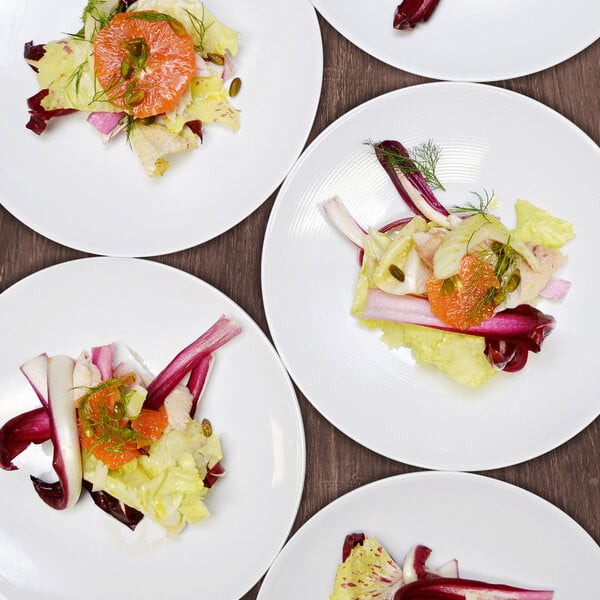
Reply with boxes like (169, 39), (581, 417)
(374, 140), (451, 225)
(144, 315), (241, 410)
(342, 532), (366, 561)
(23, 40), (46, 70)
(203, 460), (225, 489)
(0, 407), (51, 471)
(186, 119), (204, 142)
(393, 577), (554, 599)
(82, 480), (144, 531)
(394, 0), (441, 30)
(26, 89), (76, 135)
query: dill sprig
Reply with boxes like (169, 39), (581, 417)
(78, 378), (148, 454)
(127, 11), (176, 23)
(368, 139), (446, 191)
(66, 58), (90, 95)
(70, 0), (124, 39)
(450, 189), (496, 218)
(185, 7), (212, 53)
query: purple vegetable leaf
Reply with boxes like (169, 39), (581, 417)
(0, 407), (51, 471)
(394, 577), (554, 599)
(145, 315), (241, 410)
(82, 480), (144, 530)
(26, 89), (76, 135)
(394, 0), (441, 30)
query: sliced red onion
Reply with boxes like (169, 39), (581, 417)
(144, 315), (242, 410)
(91, 343), (114, 381)
(31, 355), (82, 510)
(113, 361), (142, 385)
(20, 353), (48, 407)
(187, 354), (213, 418)
(362, 290), (555, 354)
(322, 196), (368, 249)
(403, 545), (432, 583)
(539, 277), (571, 301)
(394, 577), (553, 599)
(0, 407), (51, 471)
(222, 51), (235, 81)
(394, 0), (441, 30)
(87, 111), (125, 136)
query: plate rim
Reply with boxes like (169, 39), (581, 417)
(310, 0), (600, 82)
(0, 255), (307, 600)
(261, 81), (600, 471)
(257, 470), (600, 598)
(0, 0), (324, 257)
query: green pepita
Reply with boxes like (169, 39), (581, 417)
(229, 77), (241, 97)
(201, 418), (213, 437)
(126, 88), (145, 107)
(120, 57), (132, 79)
(388, 264), (405, 282)
(207, 52), (224, 65)
(168, 18), (187, 37)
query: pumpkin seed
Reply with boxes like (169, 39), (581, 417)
(120, 57), (132, 79)
(126, 88), (145, 107)
(207, 52), (224, 65)
(389, 264), (405, 282)
(201, 418), (212, 437)
(168, 18), (187, 37)
(229, 77), (241, 97)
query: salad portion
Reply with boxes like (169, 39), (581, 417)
(25, 0), (241, 176)
(324, 139), (574, 387)
(0, 315), (240, 535)
(331, 533), (554, 599)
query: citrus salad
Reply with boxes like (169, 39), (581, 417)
(331, 532), (554, 599)
(25, 0), (241, 176)
(324, 140), (574, 387)
(0, 315), (241, 535)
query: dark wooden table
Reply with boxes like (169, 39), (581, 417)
(1, 12), (598, 600)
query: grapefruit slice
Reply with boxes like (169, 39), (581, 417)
(427, 254), (499, 329)
(93, 11), (196, 118)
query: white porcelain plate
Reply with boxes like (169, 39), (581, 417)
(312, 0), (600, 81)
(0, 0), (322, 256)
(258, 472), (600, 599)
(0, 258), (305, 600)
(262, 82), (600, 471)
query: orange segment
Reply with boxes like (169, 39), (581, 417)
(78, 376), (148, 470)
(131, 408), (169, 446)
(82, 436), (140, 470)
(427, 254), (499, 330)
(93, 11), (196, 118)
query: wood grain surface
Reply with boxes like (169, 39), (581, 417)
(1, 11), (598, 600)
